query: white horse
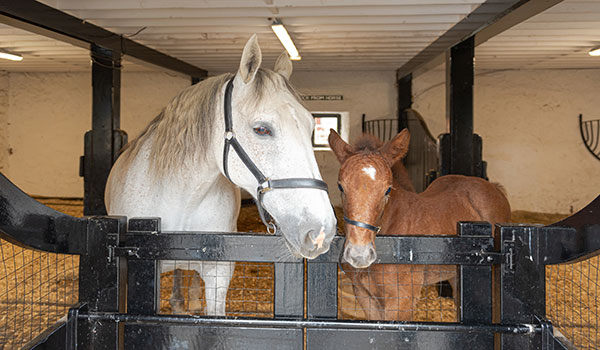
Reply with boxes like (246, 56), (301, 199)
(105, 35), (337, 315)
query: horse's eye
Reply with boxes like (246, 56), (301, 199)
(254, 126), (272, 136)
(338, 183), (344, 193)
(385, 187), (392, 196)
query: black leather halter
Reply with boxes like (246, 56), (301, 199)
(222, 77), (329, 233)
(343, 216), (381, 233)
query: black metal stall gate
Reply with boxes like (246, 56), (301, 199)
(1, 174), (598, 349)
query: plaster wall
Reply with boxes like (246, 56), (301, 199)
(0, 71), (7, 174)
(3, 69), (395, 208)
(5, 71), (189, 197)
(413, 67), (600, 214)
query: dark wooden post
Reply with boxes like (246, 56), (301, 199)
(82, 45), (126, 215)
(397, 73), (412, 133)
(443, 36), (475, 176)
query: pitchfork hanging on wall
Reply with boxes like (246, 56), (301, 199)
(579, 114), (600, 162)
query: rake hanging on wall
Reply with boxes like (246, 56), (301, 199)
(579, 114), (600, 161)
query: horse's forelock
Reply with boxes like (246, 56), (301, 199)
(353, 134), (384, 154)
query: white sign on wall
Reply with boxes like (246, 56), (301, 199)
(302, 95), (343, 101)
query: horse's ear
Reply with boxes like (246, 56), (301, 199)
(274, 52), (293, 79)
(381, 129), (410, 165)
(238, 34), (262, 84)
(328, 129), (355, 163)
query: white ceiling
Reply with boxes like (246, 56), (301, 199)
(476, 0), (600, 70)
(0, 0), (598, 73)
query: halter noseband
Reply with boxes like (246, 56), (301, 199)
(222, 77), (329, 233)
(343, 216), (381, 233)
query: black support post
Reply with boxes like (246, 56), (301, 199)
(444, 36), (475, 176)
(82, 45), (126, 215)
(397, 73), (412, 133)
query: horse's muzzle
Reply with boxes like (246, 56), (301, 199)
(343, 242), (377, 268)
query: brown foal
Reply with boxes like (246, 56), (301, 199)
(329, 129), (511, 321)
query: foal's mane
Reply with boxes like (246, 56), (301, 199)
(353, 134), (383, 154)
(122, 69), (303, 177)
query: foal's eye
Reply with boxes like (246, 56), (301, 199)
(253, 126), (272, 136)
(338, 183), (344, 193)
(385, 187), (392, 196)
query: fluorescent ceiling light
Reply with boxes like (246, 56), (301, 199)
(271, 20), (301, 60)
(589, 47), (600, 57)
(0, 50), (23, 61)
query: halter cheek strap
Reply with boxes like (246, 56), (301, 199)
(222, 77), (329, 233)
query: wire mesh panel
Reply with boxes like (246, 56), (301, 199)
(159, 261), (274, 317)
(0, 197), (82, 349)
(547, 255), (600, 349)
(0, 239), (79, 349)
(337, 264), (457, 322)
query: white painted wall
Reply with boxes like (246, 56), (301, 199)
(0, 71), (8, 174)
(4, 71), (189, 197)
(413, 67), (600, 214)
(1, 69), (396, 208)
(4, 67), (597, 213)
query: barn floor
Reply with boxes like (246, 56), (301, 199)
(0, 198), (596, 349)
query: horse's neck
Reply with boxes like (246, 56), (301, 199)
(392, 161), (416, 193)
(110, 141), (240, 232)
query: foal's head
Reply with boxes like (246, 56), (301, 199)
(329, 129), (410, 268)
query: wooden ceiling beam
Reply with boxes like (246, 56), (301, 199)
(397, 0), (565, 79)
(0, 0), (207, 78)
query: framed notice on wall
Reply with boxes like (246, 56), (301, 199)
(312, 113), (341, 148)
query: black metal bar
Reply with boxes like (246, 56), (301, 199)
(306, 329), (493, 350)
(83, 46), (120, 215)
(22, 319), (68, 350)
(66, 303), (80, 350)
(397, 0), (563, 78)
(80, 312), (540, 334)
(397, 73), (412, 133)
(306, 262), (338, 318)
(274, 263), (304, 318)
(127, 259), (158, 315)
(78, 217), (127, 348)
(498, 224), (547, 349)
(123, 324), (303, 350)
(0, 172), (87, 254)
(0, 0), (207, 78)
(117, 233), (499, 265)
(445, 36), (475, 176)
(458, 222), (494, 347)
(362, 114), (366, 133)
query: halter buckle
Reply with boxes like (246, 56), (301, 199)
(258, 179), (271, 193)
(224, 131), (235, 140)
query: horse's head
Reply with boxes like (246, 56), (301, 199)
(216, 35), (336, 259)
(329, 129), (410, 268)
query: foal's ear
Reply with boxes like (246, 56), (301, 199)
(238, 34), (262, 84)
(274, 52), (293, 79)
(381, 129), (410, 165)
(328, 129), (355, 163)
